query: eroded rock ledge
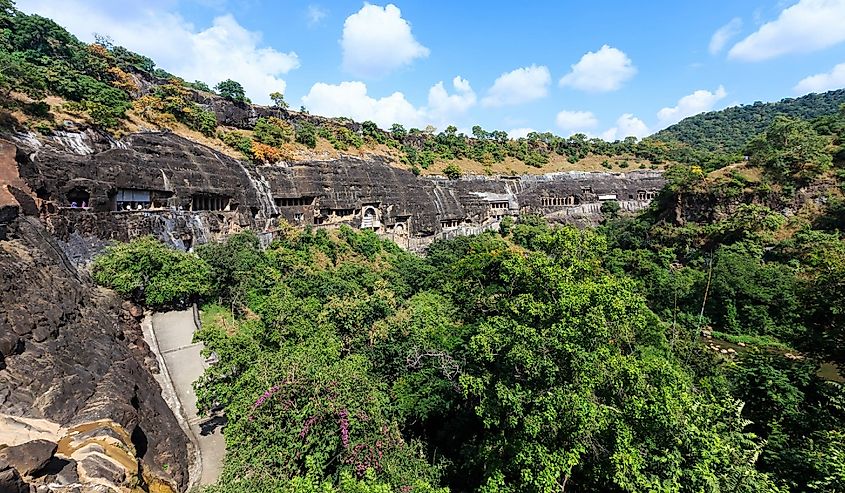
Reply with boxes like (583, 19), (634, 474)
(0, 216), (189, 492)
(8, 129), (665, 259)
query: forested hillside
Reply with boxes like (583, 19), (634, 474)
(652, 89), (845, 154)
(93, 106), (845, 492)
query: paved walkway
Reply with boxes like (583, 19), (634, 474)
(150, 309), (225, 488)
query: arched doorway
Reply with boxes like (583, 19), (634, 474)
(361, 206), (378, 229)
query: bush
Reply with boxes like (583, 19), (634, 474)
(254, 117), (292, 147)
(218, 130), (254, 159)
(296, 122), (318, 148)
(187, 104), (218, 136)
(443, 162), (461, 179)
(92, 236), (211, 308)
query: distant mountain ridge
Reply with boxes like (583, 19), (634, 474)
(651, 88), (845, 154)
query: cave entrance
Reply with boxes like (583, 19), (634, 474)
(115, 189), (152, 211)
(66, 187), (90, 208)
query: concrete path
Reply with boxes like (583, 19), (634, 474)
(149, 309), (225, 488)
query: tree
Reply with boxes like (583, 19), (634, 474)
(600, 199), (621, 219)
(92, 236), (211, 308)
(390, 123), (407, 140)
(747, 115), (832, 182)
(442, 162), (461, 180)
(215, 79), (248, 103)
(269, 91), (288, 109)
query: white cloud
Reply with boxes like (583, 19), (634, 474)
(306, 5), (328, 26)
(709, 18), (743, 55)
(302, 81), (424, 129)
(728, 0), (845, 61)
(657, 85), (727, 126)
(427, 76), (476, 118)
(16, 0), (299, 104)
(481, 65), (551, 107)
(301, 76), (476, 130)
(600, 114), (650, 141)
(794, 62), (845, 94)
(559, 45), (636, 92)
(555, 110), (599, 131)
(508, 127), (536, 139)
(340, 3), (429, 78)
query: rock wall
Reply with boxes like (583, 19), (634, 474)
(7, 129), (665, 258)
(0, 205), (189, 489)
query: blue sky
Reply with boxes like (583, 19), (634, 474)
(17, 0), (845, 139)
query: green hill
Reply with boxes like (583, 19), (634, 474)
(652, 89), (845, 154)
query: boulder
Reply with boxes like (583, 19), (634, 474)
(0, 439), (57, 476)
(0, 462), (30, 493)
(77, 453), (126, 487)
(54, 458), (78, 486)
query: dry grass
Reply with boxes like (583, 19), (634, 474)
(8, 93), (667, 174)
(707, 161), (761, 182)
(418, 153), (665, 176)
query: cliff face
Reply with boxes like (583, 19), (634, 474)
(0, 137), (189, 492)
(9, 128), (665, 258)
(0, 216), (189, 492)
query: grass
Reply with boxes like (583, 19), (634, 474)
(710, 330), (793, 351)
(419, 153), (667, 177)
(199, 302), (237, 335)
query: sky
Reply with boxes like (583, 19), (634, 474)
(16, 0), (845, 139)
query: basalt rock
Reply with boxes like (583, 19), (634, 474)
(0, 439), (57, 476)
(0, 459), (30, 493)
(7, 129), (665, 260)
(0, 216), (188, 492)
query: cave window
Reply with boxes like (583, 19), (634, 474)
(192, 194), (230, 211)
(66, 188), (90, 208)
(115, 189), (151, 211)
(362, 206), (378, 228)
(275, 196), (315, 207)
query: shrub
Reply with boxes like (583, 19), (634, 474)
(296, 122), (318, 148)
(443, 162), (461, 180)
(254, 117), (292, 147)
(252, 141), (283, 163)
(187, 104), (218, 136)
(218, 130), (254, 159)
(92, 236), (211, 308)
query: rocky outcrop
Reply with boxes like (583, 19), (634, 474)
(0, 216), (189, 492)
(7, 129), (665, 259)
